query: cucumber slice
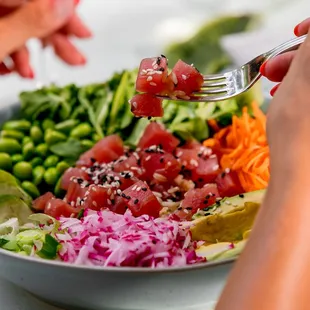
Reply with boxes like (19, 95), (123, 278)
(0, 195), (32, 225)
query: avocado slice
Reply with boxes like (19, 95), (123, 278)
(196, 240), (246, 261)
(193, 189), (266, 219)
(0, 195), (32, 225)
(0, 170), (32, 206)
(191, 202), (260, 243)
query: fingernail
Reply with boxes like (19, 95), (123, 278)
(270, 84), (280, 97)
(294, 24), (300, 36)
(74, 0), (80, 5)
(260, 61), (267, 75)
(79, 55), (87, 65)
(81, 27), (93, 38)
(52, 0), (74, 19)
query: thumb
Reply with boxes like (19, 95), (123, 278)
(0, 0), (75, 61)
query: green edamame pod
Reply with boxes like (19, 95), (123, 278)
(44, 130), (67, 146)
(21, 181), (40, 199)
(44, 167), (59, 186)
(92, 133), (101, 142)
(44, 155), (59, 168)
(1, 130), (24, 142)
(42, 119), (55, 131)
(81, 139), (94, 149)
(70, 123), (92, 139)
(31, 157), (43, 167)
(0, 138), (22, 155)
(3, 120), (31, 132)
(33, 166), (45, 186)
(30, 126), (43, 144)
(55, 119), (79, 134)
(0, 153), (12, 171)
(22, 141), (35, 160)
(56, 161), (70, 175)
(11, 154), (24, 165)
(35, 143), (49, 157)
(13, 161), (32, 180)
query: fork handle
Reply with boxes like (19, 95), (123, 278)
(265, 34), (307, 59)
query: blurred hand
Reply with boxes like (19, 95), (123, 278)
(0, 0), (92, 78)
(265, 30), (310, 185)
(260, 18), (310, 96)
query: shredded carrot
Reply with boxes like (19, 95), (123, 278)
(203, 102), (269, 192)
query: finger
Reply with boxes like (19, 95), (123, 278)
(260, 51), (296, 82)
(0, 0), (26, 7)
(294, 18), (310, 36)
(270, 83), (281, 97)
(60, 14), (92, 38)
(49, 33), (86, 65)
(0, 62), (11, 75)
(10, 45), (33, 78)
(0, 0), (75, 61)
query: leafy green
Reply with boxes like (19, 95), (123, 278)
(49, 139), (85, 160)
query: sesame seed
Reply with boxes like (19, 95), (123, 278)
(213, 164), (220, 171)
(153, 173), (167, 183)
(134, 199), (139, 204)
(147, 76), (153, 82)
(142, 187), (147, 191)
(150, 82), (157, 87)
(182, 74), (187, 80)
(136, 186), (141, 192)
(145, 155), (151, 161)
(132, 101), (137, 109)
(92, 201), (98, 207)
(171, 72), (178, 85)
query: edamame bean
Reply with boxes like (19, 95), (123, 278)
(31, 157), (43, 167)
(56, 161), (70, 175)
(0, 153), (12, 171)
(13, 161), (32, 180)
(12, 154), (24, 165)
(30, 126), (43, 144)
(42, 119), (55, 131)
(54, 177), (65, 198)
(33, 166), (45, 186)
(1, 130), (24, 142)
(44, 130), (67, 146)
(70, 123), (92, 139)
(22, 136), (32, 146)
(44, 155), (59, 168)
(92, 133), (101, 142)
(21, 181), (40, 199)
(81, 139), (94, 149)
(22, 141), (35, 160)
(3, 120), (31, 132)
(44, 167), (59, 186)
(55, 119), (79, 134)
(0, 138), (22, 155)
(35, 143), (49, 157)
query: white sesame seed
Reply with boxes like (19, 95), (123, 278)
(136, 186), (141, 192)
(150, 82), (157, 87)
(167, 161), (172, 166)
(225, 168), (230, 173)
(153, 173), (167, 183)
(147, 76), (153, 82)
(181, 74), (187, 80)
(153, 191), (163, 198)
(70, 201), (75, 207)
(132, 185), (137, 191)
(190, 159), (199, 167)
(171, 72), (178, 85)
(145, 155), (151, 161)
(132, 101), (137, 109)
(107, 199), (112, 205)
(213, 164), (219, 171)
(92, 201), (98, 207)
(210, 154), (217, 158)
(167, 187), (180, 194)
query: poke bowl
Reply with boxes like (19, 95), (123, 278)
(0, 14), (269, 305)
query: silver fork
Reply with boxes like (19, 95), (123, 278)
(159, 34), (307, 102)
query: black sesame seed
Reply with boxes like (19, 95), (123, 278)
(148, 116), (152, 120)
(186, 207), (192, 210)
(134, 199), (139, 204)
(198, 178), (204, 182)
(216, 201), (221, 206)
(90, 158), (96, 163)
(205, 195), (210, 199)
(156, 57), (161, 65)
(76, 178), (83, 184)
(204, 212), (211, 216)
(158, 67), (165, 72)
(239, 194), (245, 198)
(221, 172), (226, 178)
(203, 200), (209, 204)
(121, 193), (127, 198)
(160, 157), (164, 163)
(111, 199), (115, 205)
(177, 207), (182, 210)
(137, 159), (141, 165)
(142, 187), (147, 192)
(160, 54), (166, 58)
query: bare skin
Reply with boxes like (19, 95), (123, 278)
(0, 0), (92, 78)
(216, 20), (310, 310)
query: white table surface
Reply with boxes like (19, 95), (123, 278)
(0, 0), (309, 309)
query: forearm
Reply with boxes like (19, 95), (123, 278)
(216, 172), (310, 310)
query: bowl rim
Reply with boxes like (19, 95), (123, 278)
(0, 247), (235, 273)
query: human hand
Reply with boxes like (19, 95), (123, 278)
(260, 18), (310, 96)
(0, 0), (91, 78)
(264, 30), (310, 186)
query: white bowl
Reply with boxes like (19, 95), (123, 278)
(0, 100), (235, 310)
